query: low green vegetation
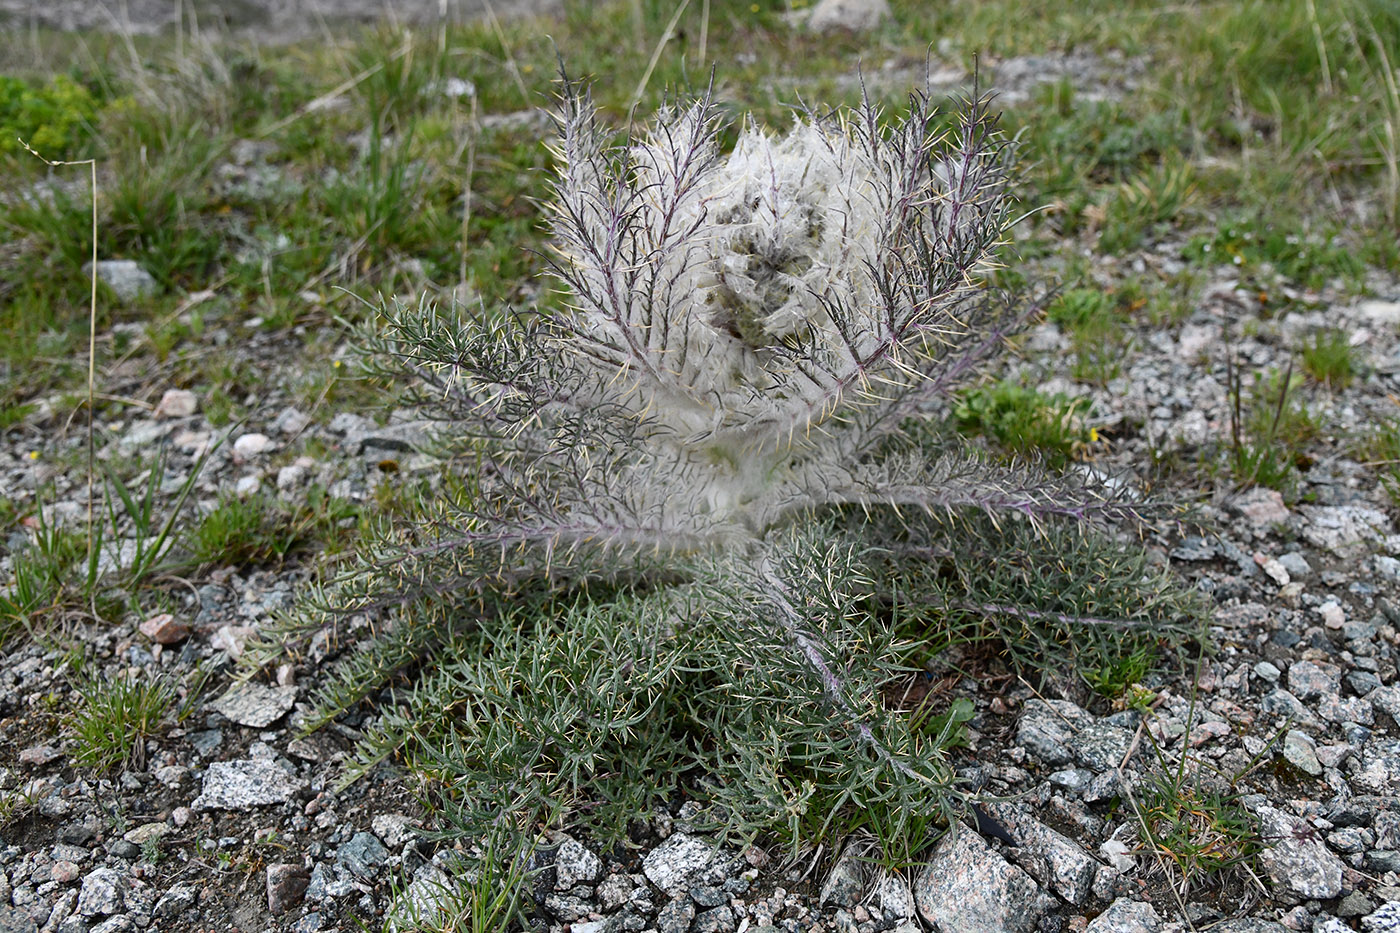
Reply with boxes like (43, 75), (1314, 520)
(188, 486), (360, 568)
(0, 73), (99, 157)
(0, 511), (87, 647)
(1301, 328), (1357, 388)
(67, 670), (175, 772)
(1356, 416), (1400, 505)
(953, 380), (1098, 467)
(1047, 287), (1137, 385)
(1183, 220), (1368, 293)
(1223, 360), (1319, 495)
(1134, 771), (1262, 892)
(1081, 635), (1157, 703)
(1128, 682), (1272, 896)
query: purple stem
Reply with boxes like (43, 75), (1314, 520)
(757, 559), (928, 783)
(953, 601), (1154, 629)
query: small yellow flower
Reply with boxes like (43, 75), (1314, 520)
(27, 450), (39, 460)
(1088, 428), (1099, 443)
(750, 2), (759, 10)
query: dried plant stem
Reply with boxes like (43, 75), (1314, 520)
(19, 141), (100, 607)
(481, 0), (530, 105)
(628, 0), (694, 116)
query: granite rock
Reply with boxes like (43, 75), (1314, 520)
(208, 683), (298, 728)
(642, 833), (721, 897)
(553, 837), (602, 890)
(192, 759), (306, 810)
(1085, 897), (1161, 933)
(1254, 804), (1343, 900)
(914, 829), (1055, 933)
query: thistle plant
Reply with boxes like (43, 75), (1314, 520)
(252, 77), (1200, 863)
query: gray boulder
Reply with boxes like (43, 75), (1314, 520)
(914, 828), (1055, 933)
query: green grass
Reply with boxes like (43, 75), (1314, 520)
(67, 670), (175, 773)
(1223, 360), (1319, 495)
(1301, 328), (1357, 388)
(1355, 416), (1400, 505)
(0, 510), (87, 647)
(187, 487), (360, 569)
(1133, 772), (1262, 891)
(2, 0), (1395, 408)
(1046, 287), (1138, 385)
(953, 380), (1098, 468)
(1127, 677), (1271, 896)
(1096, 157), (1196, 254)
(381, 822), (537, 932)
(1, 443), (217, 642)
(1183, 218), (1367, 292)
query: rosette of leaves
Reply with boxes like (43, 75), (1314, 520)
(252, 78), (1200, 861)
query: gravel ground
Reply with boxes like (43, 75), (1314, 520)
(0, 0), (561, 39)
(3, 31), (1400, 933)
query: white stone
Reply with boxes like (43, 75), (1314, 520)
(1099, 839), (1135, 873)
(120, 420), (172, 448)
(914, 829), (1055, 933)
(77, 867), (125, 917)
(1259, 556), (1289, 586)
(1300, 504), (1391, 556)
(209, 683), (298, 728)
(86, 260), (157, 302)
(874, 870), (915, 920)
(209, 623), (255, 658)
(1177, 324), (1220, 358)
(123, 822), (169, 845)
(1085, 898), (1161, 933)
(1364, 901), (1400, 932)
(276, 464), (306, 490)
(571, 922), (606, 933)
(1315, 601), (1345, 628)
(641, 832), (721, 897)
(554, 837), (603, 889)
(274, 407), (311, 436)
(1282, 730), (1322, 776)
(442, 77), (476, 98)
(153, 389), (198, 419)
(173, 430), (211, 455)
(155, 765), (189, 788)
(371, 814), (416, 850)
(233, 432), (272, 462)
(807, 0), (889, 32)
(1254, 804), (1344, 899)
(192, 759), (305, 811)
(1357, 298), (1400, 326)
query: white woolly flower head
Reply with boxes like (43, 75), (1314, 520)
(699, 119), (868, 347)
(548, 83), (1015, 464)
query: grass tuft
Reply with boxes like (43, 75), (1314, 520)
(67, 670), (175, 773)
(1300, 328), (1356, 389)
(953, 380), (1099, 467)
